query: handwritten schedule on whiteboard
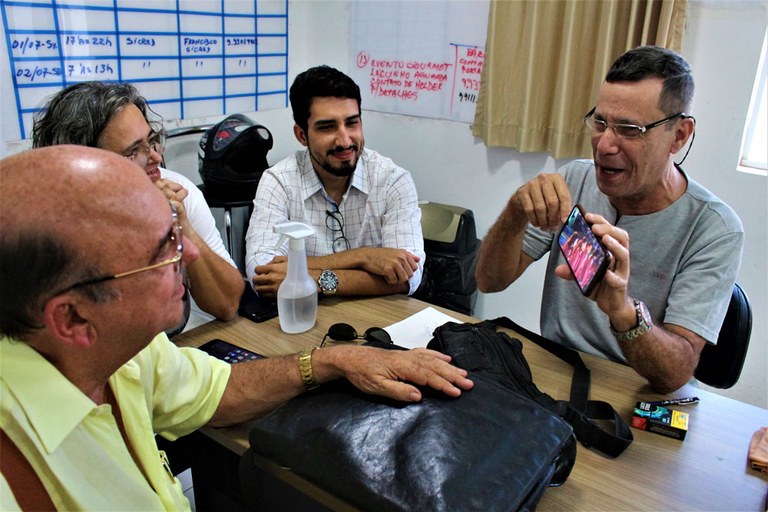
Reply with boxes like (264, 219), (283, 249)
(0, 0), (288, 140)
(349, 1), (488, 123)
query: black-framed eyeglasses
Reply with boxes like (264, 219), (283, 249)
(53, 203), (183, 295)
(325, 206), (351, 253)
(583, 107), (685, 139)
(123, 130), (166, 163)
(320, 323), (392, 347)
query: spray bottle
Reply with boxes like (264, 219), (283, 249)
(273, 222), (317, 333)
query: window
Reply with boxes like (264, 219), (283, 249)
(739, 32), (767, 176)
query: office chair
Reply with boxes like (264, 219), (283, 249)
(693, 283), (752, 389)
(412, 201), (480, 315)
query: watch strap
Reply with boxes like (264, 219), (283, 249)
(610, 300), (652, 342)
(298, 347), (319, 390)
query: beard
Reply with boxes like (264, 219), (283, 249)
(324, 145), (359, 177)
(322, 158), (357, 177)
(309, 143), (361, 177)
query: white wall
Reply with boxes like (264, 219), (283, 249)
(2, 0), (765, 408)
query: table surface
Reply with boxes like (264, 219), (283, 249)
(174, 295), (768, 511)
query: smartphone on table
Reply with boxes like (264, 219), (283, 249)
(557, 205), (610, 296)
(238, 284), (279, 323)
(198, 338), (264, 364)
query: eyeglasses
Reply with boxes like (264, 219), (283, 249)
(325, 207), (351, 253)
(320, 323), (392, 347)
(123, 131), (166, 165)
(583, 107), (685, 139)
(54, 203), (183, 295)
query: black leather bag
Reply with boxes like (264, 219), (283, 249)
(244, 319), (635, 511)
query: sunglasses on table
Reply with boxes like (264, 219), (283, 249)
(320, 323), (393, 347)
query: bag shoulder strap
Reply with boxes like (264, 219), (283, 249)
(488, 317), (590, 407)
(489, 316), (633, 457)
(0, 429), (56, 511)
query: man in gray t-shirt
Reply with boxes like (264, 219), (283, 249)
(475, 46), (743, 393)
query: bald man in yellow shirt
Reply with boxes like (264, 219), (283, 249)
(0, 146), (473, 510)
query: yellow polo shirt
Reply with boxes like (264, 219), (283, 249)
(0, 333), (231, 510)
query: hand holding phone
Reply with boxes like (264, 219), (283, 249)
(557, 205), (610, 296)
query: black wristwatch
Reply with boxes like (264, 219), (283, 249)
(610, 299), (653, 342)
(318, 269), (339, 296)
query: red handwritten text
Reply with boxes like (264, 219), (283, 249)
(367, 57), (452, 101)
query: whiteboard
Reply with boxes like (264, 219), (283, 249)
(0, 0), (289, 142)
(349, 0), (489, 123)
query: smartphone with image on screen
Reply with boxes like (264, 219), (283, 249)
(557, 205), (610, 296)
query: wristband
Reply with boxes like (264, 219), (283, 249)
(298, 347), (319, 390)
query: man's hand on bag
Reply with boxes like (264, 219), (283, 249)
(314, 346), (474, 402)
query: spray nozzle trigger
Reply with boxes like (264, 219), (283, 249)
(273, 222), (315, 251)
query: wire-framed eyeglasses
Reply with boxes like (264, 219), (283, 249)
(325, 207), (351, 253)
(320, 323), (392, 347)
(54, 203), (183, 295)
(123, 130), (166, 165)
(583, 107), (685, 139)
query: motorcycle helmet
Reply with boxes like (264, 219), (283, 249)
(198, 114), (273, 199)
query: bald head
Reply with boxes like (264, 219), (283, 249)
(2, 145), (157, 231)
(0, 145), (166, 338)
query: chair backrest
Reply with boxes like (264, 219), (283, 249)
(693, 283), (752, 389)
(412, 201), (480, 315)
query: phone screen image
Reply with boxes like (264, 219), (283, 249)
(558, 205), (610, 295)
(198, 339), (264, 364)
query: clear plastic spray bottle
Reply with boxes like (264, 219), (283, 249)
(273, 222), (317, 333)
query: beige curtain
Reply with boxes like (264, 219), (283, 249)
(472, 0), (687, 159)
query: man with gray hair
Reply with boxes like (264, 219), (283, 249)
(476, 46), (743, 393)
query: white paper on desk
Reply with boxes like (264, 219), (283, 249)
(385, 307), (461, 349)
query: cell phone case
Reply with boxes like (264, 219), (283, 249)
(558, 205), (610, 295)
(238, 284), (278, 323)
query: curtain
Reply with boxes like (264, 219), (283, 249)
(472, 0), (687, 159)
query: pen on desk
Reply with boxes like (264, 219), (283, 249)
(645, 397), (700, 407)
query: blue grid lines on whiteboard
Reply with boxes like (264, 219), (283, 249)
(0, 0), (289, 140)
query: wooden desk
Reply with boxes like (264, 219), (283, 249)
(174, 295), (768, 511)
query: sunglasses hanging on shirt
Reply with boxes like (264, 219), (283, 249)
(320, 323), (393, 347)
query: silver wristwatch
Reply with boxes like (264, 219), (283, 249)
(610, 299), (653, 342)
(318, 269), (339, 296)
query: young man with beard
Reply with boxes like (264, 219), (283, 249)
(245, 65), (425, 298)
(475, 46), (743, 394)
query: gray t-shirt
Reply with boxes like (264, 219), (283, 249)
(522, 160), (744, 363)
